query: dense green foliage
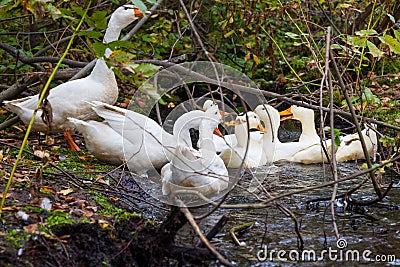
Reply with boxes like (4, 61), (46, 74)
(0, 1), (399, 130)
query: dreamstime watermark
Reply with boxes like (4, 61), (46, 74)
(256, 238), (397, 263)
(125, 61), (267, 207)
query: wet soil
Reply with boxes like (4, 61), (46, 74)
(0, 129), (214, 267)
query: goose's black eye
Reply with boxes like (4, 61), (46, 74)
(124, 6), (129, 10)
(262, 108), (265, 110)
(254, 116), (256, 118)
(214, 111), (218, 115)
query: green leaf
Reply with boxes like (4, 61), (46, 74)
(158, 98), (166, 105)
(394, 29), (400, 41)
(0, 0), (14, 6)
(355, 29), (377, 37)
(78, 30), (103, 38)
(93, 42), (107, 58)
(323, 127), (341, 147)
(46, 5), (63, 20)
(353, 36), (367, 47)
(387, 13), (396, 24)
(135, 63), (160, 76)
(366, 40), (383, 57)
(146, 0), (156, 3)
(379, 35), (400, 54)
(112, 50), (135, 63)
(363, 87), (381, 104)
(107, 40), (137, 50)
(72, 5), (85, 17)
(224, 30), (235, 38)
(285, 32), (299, 39)
(58, 8), (72, 17)
(130, 0), (147, 12)
(91, 10), (107, 29)
(331, 44), (347, 50)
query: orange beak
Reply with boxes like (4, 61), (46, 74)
(213, 127), (223, 137)
(219, 110), (230, 118)
(257, 123), (267, 133)
(279, 107), (293, 121)
(133, 7), (145, 18)
(224, 119), (245, 127)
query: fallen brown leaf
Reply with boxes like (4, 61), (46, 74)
(58, 188), (74, 196)
(41, 186), (56, 195)
(84, 211), (94, 217)
(63, 197), (76, 203)
(78, 155), (94, 161)
(1, 206), (19, 211)
(0, 193), (12, 198)
(24, 223), (39, 234)
(34, 149), (50, 159)
(83, 165), (95, 169)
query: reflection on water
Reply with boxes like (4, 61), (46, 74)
(119, 160), (400, 266)
(174, 162), (400, 266)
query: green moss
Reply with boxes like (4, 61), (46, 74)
(92, 192), (140, 220)
(48, 148), (114, 177)
(364, 108), (400, 127)
(374, 58), (400, 79)
(45, 210), (76, 228)
(23, 206), (88, 228)
(3, 229), (30, 249)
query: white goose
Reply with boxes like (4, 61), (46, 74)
(88, 101), (176, 174)
(161, 102), (229, 196)
(3, 5), (144, 150)
(280, 105), (320, 144)
(212, 111), (264, 154)
(336, 124), (377, 162)
(219, 112), (266, 168)
(67, 118), (128, 165)
(82, 100), (223, 174)
(254, 104), (334, 164)
(280, 105), (377, 163)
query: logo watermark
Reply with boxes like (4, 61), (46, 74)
(125, 61), (267, 207)
(257, 238), (397, 263)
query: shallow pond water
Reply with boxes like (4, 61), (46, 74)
(169, 162), (400, 266)
(117, 139), (400, 266)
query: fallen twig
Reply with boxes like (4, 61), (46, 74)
(178, 200), (233, 266)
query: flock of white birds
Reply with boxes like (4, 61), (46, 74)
(3, 5), (378, 197)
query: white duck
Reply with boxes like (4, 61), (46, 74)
(85, 100), (223, 174)
(279, 105), (320, 144)
(3, 5), (144, 150)
(212, 113), (266, 154)
(254, 104), (334, 164)
(279, 105), (377, 163)
(67, 118), (128, 165)
(172, 100), (222, 149)
(219, 112), (266, 168)
(161, 103), (229, 196)
(89, 101), (176, 174)
(336, 124), (377, 162)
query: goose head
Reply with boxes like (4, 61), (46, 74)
(103, 5), (149, 46)
(202, 99), (215, 110)
(279, 105), (314, 122)
(254, 105), (280, 127)
(254, 104), (281, 141)
(109, 5), (146, 29)
(198, 102), (223, 151)
(202, 102), (222, 129)
(235, 111), (265, 131)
